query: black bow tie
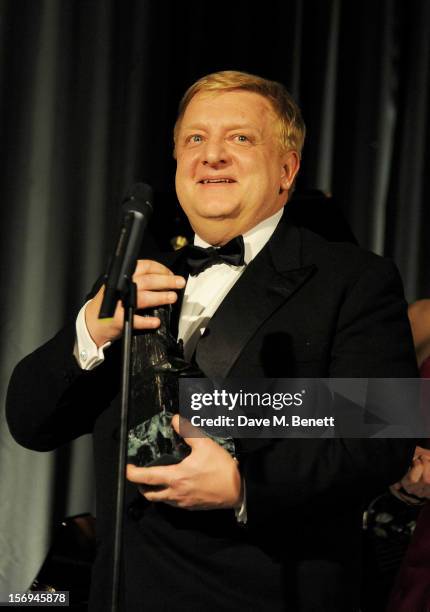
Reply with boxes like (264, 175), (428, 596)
(186, 235), (245, 276)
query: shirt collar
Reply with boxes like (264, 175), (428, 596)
(193, 208), (283, 265)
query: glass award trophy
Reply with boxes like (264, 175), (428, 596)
(127, 305), (197, 466)
(127, 305), (235, 466)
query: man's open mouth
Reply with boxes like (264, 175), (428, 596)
(199, 178), (236, 184)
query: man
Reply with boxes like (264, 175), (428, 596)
(7, 71), (418, 611)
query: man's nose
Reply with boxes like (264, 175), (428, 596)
(202, 138), (229, 166)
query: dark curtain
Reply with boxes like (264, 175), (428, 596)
(0, 0), (429, 594)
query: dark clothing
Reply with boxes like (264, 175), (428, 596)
(7, 217), (418, 611)
(387, 356), (430, 612)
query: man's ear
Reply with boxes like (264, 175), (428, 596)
(279, 150), (300, 193)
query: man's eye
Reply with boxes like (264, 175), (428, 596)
(234, 135), (250, 143)
(188, 135), (203, 143)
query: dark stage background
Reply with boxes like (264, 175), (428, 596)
(0, 0), (429, 598)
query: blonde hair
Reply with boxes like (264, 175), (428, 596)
(173, 70), (306, 158)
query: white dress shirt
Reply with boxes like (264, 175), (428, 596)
(178, 208), (283, 361)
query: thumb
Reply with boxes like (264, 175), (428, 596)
(171, 413), (207, 448)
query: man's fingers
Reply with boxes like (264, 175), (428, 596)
(133, 272), (186, 291)
(171, 414), (207, 447)
(133, 314), (161, 329)
(133, 270), (186, 310)
(126, 463), (184, 507)
(140, 488), (175, 503)
(407, 459), (424, 484)
(414, 446), (430, 460)
(420, 460), (430, 485)
(134, 259), (175, 276)
(136, 290), (179, 310)
(86, 260), (186, 344)
(126, 463), (176, 487)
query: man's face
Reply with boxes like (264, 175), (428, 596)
(175, 90), (299, 244)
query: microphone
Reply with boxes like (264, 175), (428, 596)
(99, 183), (153, 319)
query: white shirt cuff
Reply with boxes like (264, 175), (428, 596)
(74, 300), (111, 370)
(235, 477), (247, 524)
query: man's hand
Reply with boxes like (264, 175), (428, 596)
(85, 260), (186, 347)
(126, 415), (243, 511)
(390, 446), (430, 503)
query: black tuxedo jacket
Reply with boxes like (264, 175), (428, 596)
(7, 215), (419, 611)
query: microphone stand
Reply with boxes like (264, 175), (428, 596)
(110, 279), (137, 612)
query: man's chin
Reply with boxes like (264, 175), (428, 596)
(192, 201), (241, 221)
(192, 211), (241, 228)
(188, 209), (244, 244)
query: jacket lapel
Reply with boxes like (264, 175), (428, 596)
(194, 220), (316, 378)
